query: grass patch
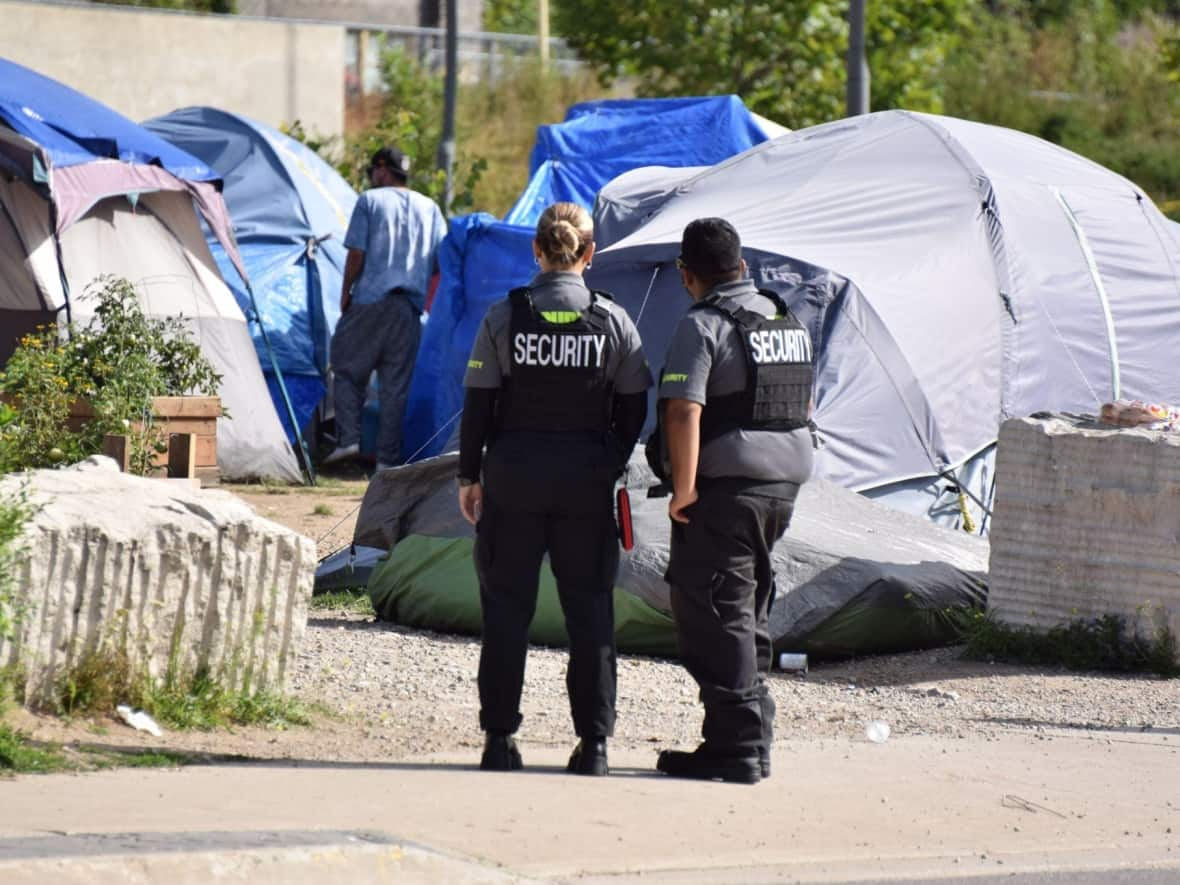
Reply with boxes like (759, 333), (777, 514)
(959, 611), (1179, 677)
(148, 672), (314, 731)
(94, 749), (193, 769)
(53, 647), (315, 731)
(310, 589), (374, 617)
(0, 722), (196, 776)
(312, 503), (333, 516)
(0, 722), (67, 774)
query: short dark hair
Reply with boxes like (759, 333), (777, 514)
(679, 217), (743, 286)
(369, 146), (411, 180)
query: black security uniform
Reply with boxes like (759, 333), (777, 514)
(460, 270), (651, 740)
(655, 279), (814, 760)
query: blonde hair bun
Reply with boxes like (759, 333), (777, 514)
(536, 202), (593, 268)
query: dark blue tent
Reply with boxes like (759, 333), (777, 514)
(144, 107), (358, 444)
(402, 95), (782, 460)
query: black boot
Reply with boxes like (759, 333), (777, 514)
(759, 746), (771, 779)
(656, 744), (761, 785)
(480, 733), (523, 771)
(567, 738), (608, 776)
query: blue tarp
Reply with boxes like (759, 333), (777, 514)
(505, 96), (771, 226)
(403, 95), (776, 460)
(402, 214), (533, 457)
(0, 58), (217, 181)
(144, 107), (357, 441)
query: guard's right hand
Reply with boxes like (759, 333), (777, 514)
(458, 482), (483, 525)
(669, 487), (698, 524)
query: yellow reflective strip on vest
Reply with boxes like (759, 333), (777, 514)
(540, 310), (580, 324)
(467, 359), (484, 369)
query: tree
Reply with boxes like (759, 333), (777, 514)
(484, 0), (538, 33)
(552, 0), (973, 128)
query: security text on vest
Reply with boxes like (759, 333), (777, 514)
(748, 328), (811, 364)
(513, 333), (607, 368)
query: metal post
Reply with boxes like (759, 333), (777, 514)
(437, 0), (458, 213)
(538, 0), (550, 67)
(846, 0), (870, 117)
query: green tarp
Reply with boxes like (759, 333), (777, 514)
(368, 535), (679, 656)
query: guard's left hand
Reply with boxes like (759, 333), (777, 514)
(669, 487), (698, 524)
(458, 483), (483, 525)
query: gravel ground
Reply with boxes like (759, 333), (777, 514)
(10, 478), (1178, 765)
(280, 610), (1179, 765)
(14, 595), (1179, 766)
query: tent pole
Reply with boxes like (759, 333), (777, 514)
(247, 285), (318, 486)
(437, 0), (458, 214)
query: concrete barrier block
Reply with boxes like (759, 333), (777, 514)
(988, 415), (1180, 641)
(0, 457), (314, 707)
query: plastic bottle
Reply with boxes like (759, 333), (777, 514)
(777, 652), (808, 673)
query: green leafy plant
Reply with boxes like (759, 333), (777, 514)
(0, 485), (34, 650)
(552, 0), (972, 129)
(944, 3), (1180, 206)
(0, 276), (222, 476)
(0, 723), (67, 774)
(53, 644), (313, 731)
(957, 609), (1179, 677)
(310, 589), (375, 616)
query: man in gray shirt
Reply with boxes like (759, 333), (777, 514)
(323, 146), (447, 471)
(653, 217), (814, 785)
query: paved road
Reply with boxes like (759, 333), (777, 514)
(1, 731), (1177, 883)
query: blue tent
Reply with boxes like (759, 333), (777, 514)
(144, 107), (358, 444)
(0, 59), (216, 183)
(0, 58), (304, 482)
(402, 95), (781, 460)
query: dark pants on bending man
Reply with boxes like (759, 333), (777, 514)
(474, 432), (620, 739)
(330, 291), (420, 465)
(665, 478), (798, 757)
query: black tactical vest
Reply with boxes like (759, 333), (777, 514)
(495, 286), (615, 433)
(693, 288), (813, 443)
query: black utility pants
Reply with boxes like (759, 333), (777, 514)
(665, 478), (798, 756)
(475, 432), (620, 739)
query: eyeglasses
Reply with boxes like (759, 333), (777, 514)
(675, 256), (687, 270)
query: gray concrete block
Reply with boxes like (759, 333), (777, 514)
(0, 457), (315, 707)
(988, 415), (1180, 641)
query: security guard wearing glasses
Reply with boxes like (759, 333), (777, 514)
(458, 202), (652, 776)
(650, 217), (814, 785)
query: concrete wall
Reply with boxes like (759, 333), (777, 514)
(988, 415), (1180, 646)
(0, 0), (344, 136)
(239, 0), (484, 34)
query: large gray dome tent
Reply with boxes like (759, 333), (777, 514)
(587, 109), (1180, 530)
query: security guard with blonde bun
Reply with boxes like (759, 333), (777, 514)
(651, 217), (814, 785)
(458, 202), (652, 776)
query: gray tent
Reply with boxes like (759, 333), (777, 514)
(589, 110), (1180, 530)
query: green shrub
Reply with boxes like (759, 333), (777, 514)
(52, 644), (313, 731)
(0, 486), (33, 648)
(0, 276), (221, 475)
(958, 610), (1179, 677)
